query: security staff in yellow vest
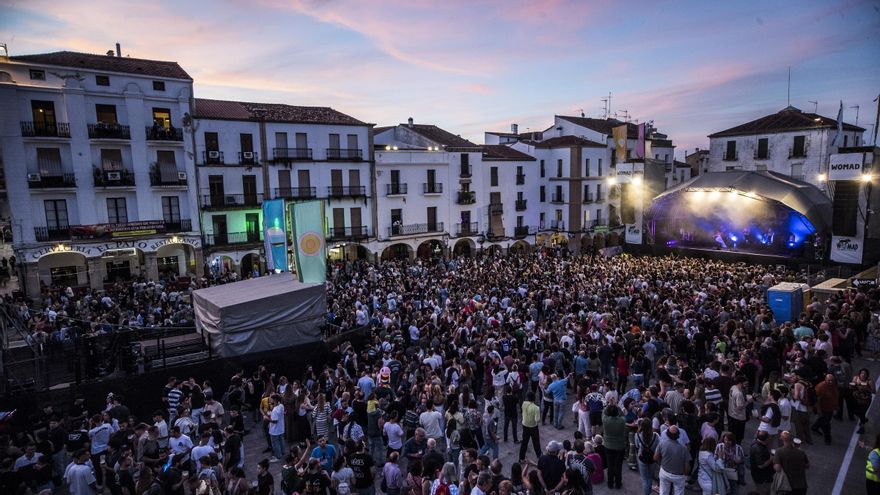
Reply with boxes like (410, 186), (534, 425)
(858, 433), (880, 495)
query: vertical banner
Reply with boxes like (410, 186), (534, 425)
(291, 200), (327, 283)
(613, 124), (628, 163)
(625, 209), (643, 244)
(634, 123), (646, 159)
(262, 199), (289, 272)
(830, 235), (863, 264)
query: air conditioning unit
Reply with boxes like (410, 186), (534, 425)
(177, 171), (187, 181)
(208, 150), (220, 159)
(242, 151), (254, 159)
(27, 173), (41, 182)
(106, 171), (121, 180)
(225, 195), (237, 204)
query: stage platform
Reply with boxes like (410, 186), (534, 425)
(626, 243), (808, 266)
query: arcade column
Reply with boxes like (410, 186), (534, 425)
(24, 263), (41, 300)
(86, 258), (105, 291)
(193, 249), (205, 277)
(144, 253), (159, 282)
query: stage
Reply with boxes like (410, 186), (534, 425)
(627, 243), (811, 266)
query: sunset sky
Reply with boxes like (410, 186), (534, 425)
(2, 0), (878, 157)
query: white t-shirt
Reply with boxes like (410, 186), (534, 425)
(420, 410), (443, 439)
(169, 434), (194, 458)
(65, 462), (97, 495)
(777, 398), (792, 432)
(269, 404), (286, 436)
(384, 422), (405, 449)
(758, 404), (778, 435)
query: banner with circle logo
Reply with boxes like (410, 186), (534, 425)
(291, 200), (327, 283)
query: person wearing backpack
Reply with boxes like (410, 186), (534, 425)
(757, 389), (783, 449)
(430, 462), (460, 495)
(565, 441), (595, 495)
(635, 418), (659, 495)
(791, 376), (813, 445)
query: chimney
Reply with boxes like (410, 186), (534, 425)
(115, 43), (121, 57)
(407, 117), (414, 128)
(511, 123), (518, 135)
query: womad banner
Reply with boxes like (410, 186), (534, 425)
(830, 235), (863, 264)
(291, 200), (327, 283)
(262, 199), (289, 272)
(625, 223), (643, 244)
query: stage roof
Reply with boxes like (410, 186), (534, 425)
(649, 171), (833, 233)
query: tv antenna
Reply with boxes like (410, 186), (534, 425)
(850, 105), (860, 126)
(579, 108), (585, 118)
(786, 67), (791, 106)
(808, 100), (818, 113)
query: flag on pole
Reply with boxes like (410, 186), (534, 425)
(291, 200), (326, 283)
(262, 199), (288, 272)
(634, 123), (646, 159)
(831, 100), (843, 147)
(613, 124), (628, 162)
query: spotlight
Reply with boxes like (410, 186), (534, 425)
(817, 173), (827, 182)
(632, 176), (643, 186)
(607, 177), (617, 185)
(709, 190), (721, 201)
(862, 174), (873, 182)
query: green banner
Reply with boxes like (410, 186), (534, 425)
(291, 201), (327, 283)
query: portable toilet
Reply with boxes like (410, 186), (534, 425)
(768, 283), (803, 324)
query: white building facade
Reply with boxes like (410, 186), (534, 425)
(0, 50), (202, 298)
(706, 106), (865, 191)
(191, 98), (374, 272)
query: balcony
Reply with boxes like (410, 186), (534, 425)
(202, 151), (225, 165)
(201, 193), (264, 209)
(583, 193), (595, 204)
(93, 168), (135, 187)
(551, 193), (565, 203)
(34, 225), (80, 242)
(165, 219), (193, 232)
(274, 148), (312, 161)
(489, 203), (503, 215)
(460, 167), (472, 178)
(456, 191), (476, 204)
(516, 174), (526, 185)
(21, 122), (70, 138)
(584, 219), (602, 230)
(239, 151), (258, 165)
(327, 225), (369, 241)
(386, 183), (408, 196)
(456, 222), (479, 236)
(722, 151), (738, 161)
(515, 199), (527, 211)
(327, 185), (366, 198)
(145, 125), (184, 141)
(28, 173), (76, 189)
(514, 225), (531, 238)
(88, 123), (131, 139)
(274, 187), (316, 200)
(788, 147), (807, 159)
(595, 193), (604, 202)
(326, 148), (363, 160)
(205, 231), (263, 247)
(149, 170), (187, 187)
(388, 222), (444, 237)
(423, 182), (443, 194)
(550, 220), (565, 231)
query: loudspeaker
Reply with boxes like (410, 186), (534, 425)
(620, 184), (636, 224)
(832, 181), (859, 236)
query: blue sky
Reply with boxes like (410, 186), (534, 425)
(2, 0), (879, 157)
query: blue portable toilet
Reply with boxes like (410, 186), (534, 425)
(767, 283), (803, 324)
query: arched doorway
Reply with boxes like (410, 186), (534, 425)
(486, 244), (503, 256)
(37, 251), (89, 289)
(156, 243), (196, 279)
(509, 240), (530, 254)
(102, 247), (145, 282)
(453, 238), (475, 257)
(240, 252), (261, 278)
(329, 243), (371, 262)
(381, 243), (413, 261)
(209, 255), (236, 276)
(416, 239), (445, 259)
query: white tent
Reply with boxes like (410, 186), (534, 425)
(192, 275), (325, 357)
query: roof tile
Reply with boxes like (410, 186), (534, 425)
(708, 106), (864, 138)
(11, 51), (191, 80)
(193, 98), (365, 126)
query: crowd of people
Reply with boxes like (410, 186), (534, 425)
(1, 252), (880, 495)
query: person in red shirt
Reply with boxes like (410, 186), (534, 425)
(812, 373), (839, 445)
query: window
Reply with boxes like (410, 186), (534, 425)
(240, 133), (254, 153)
(31, 100), (57, 127)
(517, 216), (524, 227)
(106, 198), (128, 224)
(347, 134), (359, 151)
(725, 140), (737, 160)
(390, 170), (401, 187)
(29, 69), (45, 81)
(756, 138), (769, 159)
(598, 159), (603, 176)
(596, 183), (602, 199)
(162, 196), (181, 223)
(100, 149), (123, 170)
(95, 75), (110, 86)
(540, 160), (545, 178)
(792, 135), (806, 157)
(584, 158), (590, 177)
(664, 154), (669, 163)
(204, 132), (219, 151)
(95, 104), (117, 124)
(583, 184), (589, 198)
(152, 81), (165, 91)
(557, 159), (563, 177)
(44, 200), (69, 230)
(490, 167), (498, 186)
(329, 133), (340, 149)
(843, 135), (849, 147)
(295, 133), (307, 149)
(152, 108), (171, 128)
(36, 148), (62, 176)
(540, 186), (546, 202)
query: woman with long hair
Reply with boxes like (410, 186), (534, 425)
(851, 368), (875, 434)
(698, 437), (727, 495)
(635, 418), (659, 495)
(714, 432), (743, 495)
(312, 392), (332, 440)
